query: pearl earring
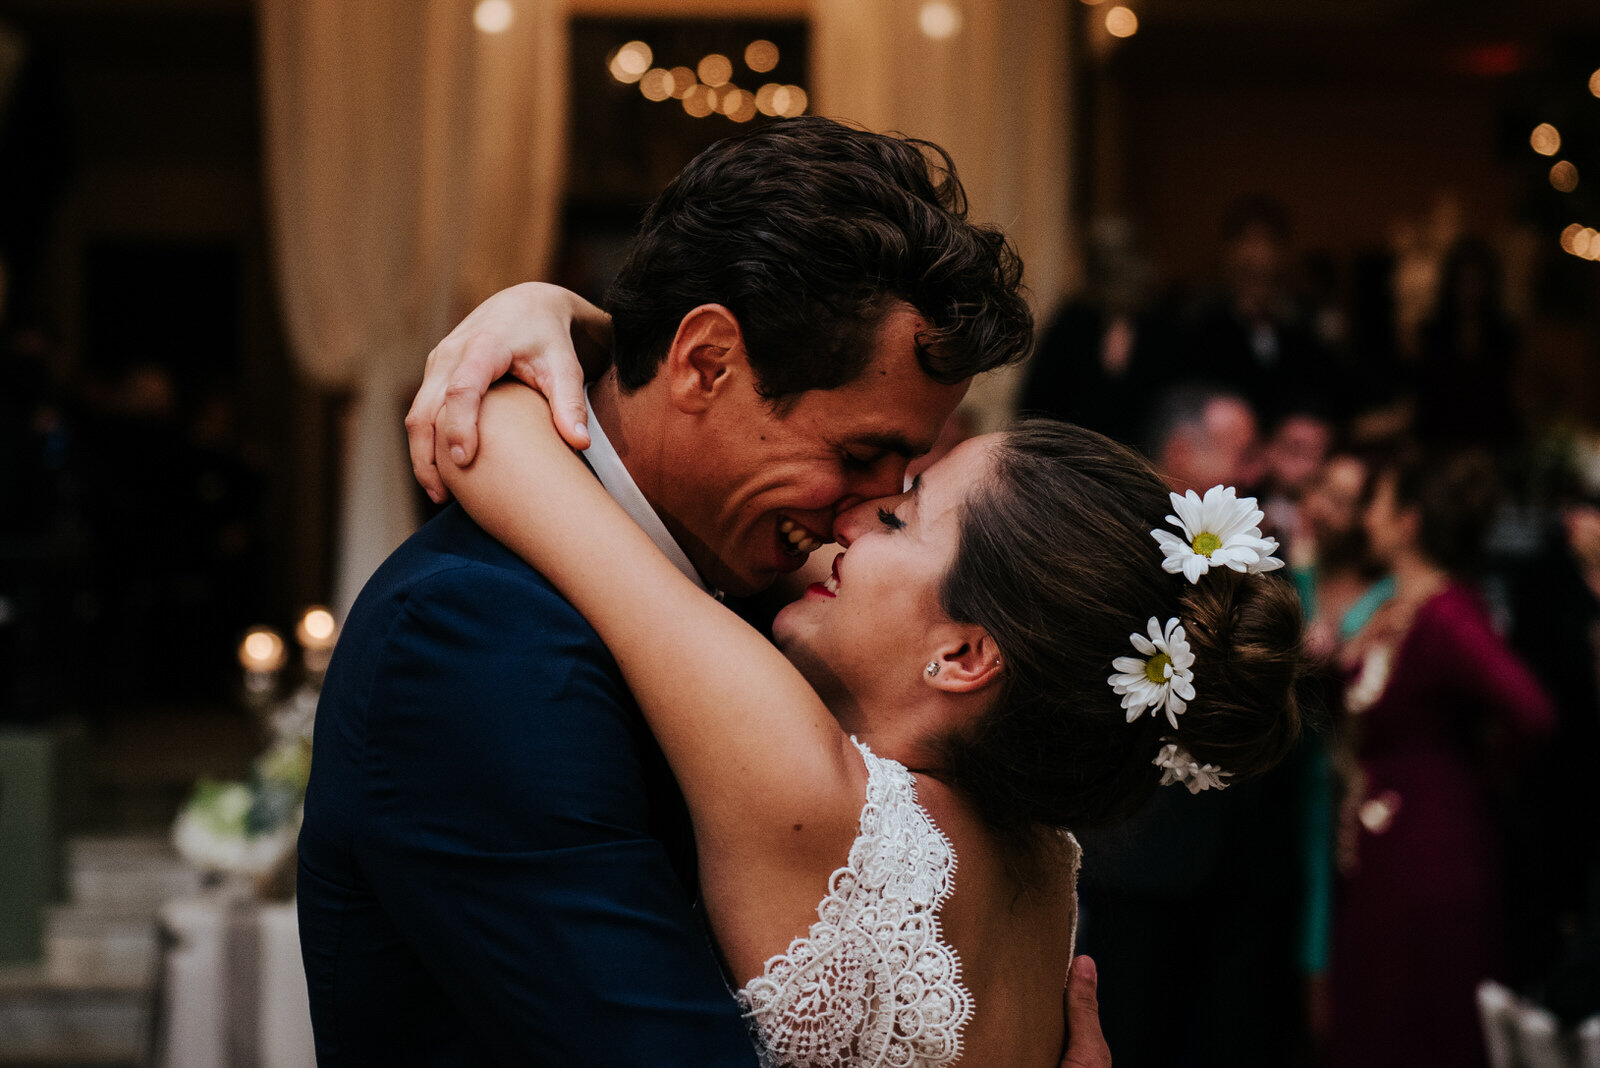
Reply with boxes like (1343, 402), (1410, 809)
(925, 661), (940, 678)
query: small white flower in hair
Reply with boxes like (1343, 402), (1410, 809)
(1108, 617), (1195, 730)
(1152, 485), (1285, 583)
(1153, 741), (1230, 794)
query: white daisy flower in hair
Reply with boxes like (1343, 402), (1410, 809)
(1151, 485), (1285, 583)
(1154, 741), (1230, 794)
(1108, 616), (1196, 730)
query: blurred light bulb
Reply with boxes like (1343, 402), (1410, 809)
(1530, 123), (1561, 156)
(697, 53), (733, 87)
(1561, 223), (1584, 254)
(474, 0), (514, 34)
(919, 2), (962, 39)
(668, 67), (696, 98)
(609, 41), (652, 84)
(1551, 160), (1579, 193)
(297, 607), (337, 649)
(682, 84), (715, 118)
(1590, 69), (1600, 97)
(745, 39), (780, 73)
(725, 88), (757, 122)
(1105, 6), (1139, 37)
(756, 82), (781, 116)
(640, 69), (673, 102)
(775, 85), (808, 117)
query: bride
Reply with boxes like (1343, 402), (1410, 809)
(436, 370), (1304, 1066)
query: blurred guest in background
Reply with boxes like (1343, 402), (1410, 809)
(1503, 465), (1600, 995)
(1259, 407), (1335, 550)
(1413, 237), (1522, 449)
(1185, 195), (1345, 421)
(1143, 383), (1263, 496)
(1332, 446), (1555, 1068)
(1018, 217), (1175, 446)
(1076, 381), (1305, 1068)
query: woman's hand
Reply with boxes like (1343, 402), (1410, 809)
(407, 282), (612, 503)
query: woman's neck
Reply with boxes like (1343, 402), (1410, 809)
(1389, 548), (1449, 604)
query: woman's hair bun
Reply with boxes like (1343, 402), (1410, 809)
(934, 419), (1307, 838)
(1172, 567), (1304, 782)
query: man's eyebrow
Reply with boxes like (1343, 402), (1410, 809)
(853, 431), (926, 458)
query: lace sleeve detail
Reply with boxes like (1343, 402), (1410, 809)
(736, 738), (973, 1068)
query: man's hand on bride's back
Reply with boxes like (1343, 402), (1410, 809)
(1060, 955), (1111, 1068)
(407, 282), (612, 503)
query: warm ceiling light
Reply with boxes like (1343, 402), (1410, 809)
(1551, 160), (1580, 193)
(745, 40), (779, 73)
(668, 67), (696, 99)
(725, 89), (758, 123)
(919, 2), (962, 40)
(697, 53), (733, 88)
(1530, 123), (1561, 156)
(682, 85), (715, 118)
(1105, 6), (1139, 37)
(608, 41), (652, 84)
(473, 0), (514, 34)
(639, 69), (674, 102)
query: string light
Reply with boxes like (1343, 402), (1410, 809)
(745, 40), (779, 73)
(1105, 6), (1139, 37)
(1590, 68), (1600, 97)
(919, 2), (962, 40)
(668, 67), (696, 99)
(682, 84), (715, 118)
(697, 53), (733, 88)
(473, 0), (514, 34)
(1550, 160), (1579, 193)
(639, 68), (673, 102)
(606, 38), (806, 123)
(608, 41), (652, 84)
(1530, 123), (1561, 156)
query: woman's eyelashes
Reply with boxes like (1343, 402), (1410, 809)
(877, 507), (906, 531)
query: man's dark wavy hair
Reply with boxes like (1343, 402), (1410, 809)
(604, 117), (1033, 400)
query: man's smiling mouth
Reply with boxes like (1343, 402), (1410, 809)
(779, 517), (825, 556)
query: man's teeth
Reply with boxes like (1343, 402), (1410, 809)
(779, 518), (823, 555)
(822, 574), (839, 594)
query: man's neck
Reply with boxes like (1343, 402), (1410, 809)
(591, 371), (663, 508)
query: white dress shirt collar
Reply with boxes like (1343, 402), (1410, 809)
(582, 386), (711, 594)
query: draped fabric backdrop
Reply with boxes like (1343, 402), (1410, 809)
(257, 0), (567, 617)
(812, 0), (1077, 430)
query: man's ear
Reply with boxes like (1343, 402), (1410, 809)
(924, 629), (1006, 695)
(664, 304), (747, 414)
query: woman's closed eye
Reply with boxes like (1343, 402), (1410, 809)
(877, 507), (906, 531)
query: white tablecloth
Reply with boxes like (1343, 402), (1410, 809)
(157, 890), (315, 1068)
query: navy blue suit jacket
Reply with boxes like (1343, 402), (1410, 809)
(298, 504), (758, 1066)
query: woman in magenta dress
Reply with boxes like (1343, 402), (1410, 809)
(1331, 448), (1554, 1068)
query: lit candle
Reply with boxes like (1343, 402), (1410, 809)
(295, 606), (339, 675)
(238, 627), (287, 697)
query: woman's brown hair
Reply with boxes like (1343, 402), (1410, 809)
(934, 420), (1304, 836)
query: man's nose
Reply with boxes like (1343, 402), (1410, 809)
(831, 497), (883, 548)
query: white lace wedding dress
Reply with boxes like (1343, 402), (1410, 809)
(734, 739), (997, 1068)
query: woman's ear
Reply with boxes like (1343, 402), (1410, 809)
(924, 629), (1005, 695)
(664, 304), (746, 414)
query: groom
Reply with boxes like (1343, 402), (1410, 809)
(301, 117), (1106, 1065)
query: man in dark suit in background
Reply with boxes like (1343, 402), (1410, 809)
(298, 118), (1098, 1065)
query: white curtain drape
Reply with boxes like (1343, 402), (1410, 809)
(812, 0), (1077, 429)
(257, 0), (567, 616)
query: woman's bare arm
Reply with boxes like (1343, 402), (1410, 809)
(440, 385), (864, 866)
